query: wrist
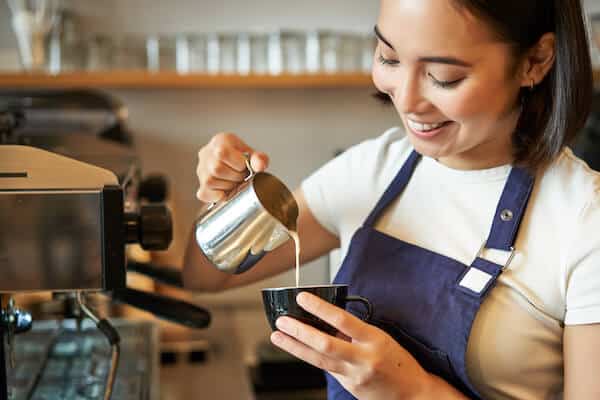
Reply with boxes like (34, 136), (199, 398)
(412, 373), (468, 400)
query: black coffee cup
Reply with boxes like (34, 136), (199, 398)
(261, 284), (373, 336)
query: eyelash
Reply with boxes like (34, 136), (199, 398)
(377, 54), (465, 89)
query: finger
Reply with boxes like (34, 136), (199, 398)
(296, 292), (372, 342)
(270, 331), (349, 375)
(211, 144), (249, 173)
(203, 160), (248, 182)
(196, 188), (225, 203)
(211, 133), (255, 172)
(250, 151), (269, 172)
(275, 316), (361, 363)
(202, 176), (239, 191)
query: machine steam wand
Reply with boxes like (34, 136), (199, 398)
(76, 291), (120, 400)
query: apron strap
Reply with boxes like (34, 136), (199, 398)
(363, 150), (421, 228)
(458, 167), (535, 298)
(484, 167), (535, 251)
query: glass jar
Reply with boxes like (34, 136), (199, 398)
(146, 35), (177, 72)
(113, 35), (146, 70)
(86, 34), (113, 71)
(218, 32), (238, 74)
(249, 32), (269, 75)
(280, 30), (306, 74)
(360, 33), (377, 73)
(338, 33), (362, 73)
(319, 30), (340, 74)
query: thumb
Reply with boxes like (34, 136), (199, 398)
(250, 151), (269, 172)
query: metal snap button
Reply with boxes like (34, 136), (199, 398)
(500, 209), (513, 222)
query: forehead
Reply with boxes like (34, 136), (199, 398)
(378, 0), (499, 57)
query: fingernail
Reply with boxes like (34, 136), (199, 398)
(275, 317), (288, 329)
(296, 292), (308, 305)
(271, 331), (283, 344)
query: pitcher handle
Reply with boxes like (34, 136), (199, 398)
(346, 295), (373, 321)
(243, 152), (255, 181)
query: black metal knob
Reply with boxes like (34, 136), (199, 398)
(125, 204), (172, 250)
(138, 174), (169, 203)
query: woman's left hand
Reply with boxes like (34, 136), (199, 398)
(270, 292), (434, 400)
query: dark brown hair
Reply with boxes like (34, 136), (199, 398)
(376, 0), (593, 171)
(458, 0), (593, 171)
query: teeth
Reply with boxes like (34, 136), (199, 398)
(407, 119), (446, 132)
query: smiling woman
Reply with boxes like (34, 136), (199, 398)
(372, 0), (591, 172)
(184, 1), (600, 399)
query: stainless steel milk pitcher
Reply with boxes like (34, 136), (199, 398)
(195, 157), (299, 274)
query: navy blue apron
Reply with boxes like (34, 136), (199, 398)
(326, 150), (534, 399)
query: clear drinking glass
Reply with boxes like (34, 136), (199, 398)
(112, 35), (146, 70)
(338, 33), (362, 73)
(86, 34), (114, 71)
(47, 9), (85, 73)
(236, 32), (251, 75)
(360, 33), (377, 73)
(7, 0), (61, 71)
(146, 35), (177, 72)
(319, 30), (340, 74)
(181, 33), (208, 73)
(249, 32), (269, 74)
(218, 32), (237, 74)
(280, 30), (306, 74)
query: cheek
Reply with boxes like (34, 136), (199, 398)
(434, 84), (514, 124)
(372, 62), (394, 94)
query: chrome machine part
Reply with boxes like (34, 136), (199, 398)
(0, 145), (125, 293)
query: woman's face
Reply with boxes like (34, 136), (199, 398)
(373, 0), (525, 169)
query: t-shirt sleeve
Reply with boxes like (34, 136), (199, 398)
(564, 192), (600, 325)
(300, 127), (407, 237)
(300, 139), (367, 236)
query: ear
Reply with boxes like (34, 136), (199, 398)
(518, 32), (556, 88)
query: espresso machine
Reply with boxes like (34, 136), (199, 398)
(0, 91), (211, 400)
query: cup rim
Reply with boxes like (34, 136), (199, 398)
(262, 284), (348, 291)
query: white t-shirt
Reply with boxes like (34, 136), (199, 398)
(301, 127), (600, 400)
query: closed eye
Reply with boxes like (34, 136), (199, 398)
(428, 73), (465, 89)
(378, 54), (399, 66)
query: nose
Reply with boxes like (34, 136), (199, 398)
(391, 73), (428, 114)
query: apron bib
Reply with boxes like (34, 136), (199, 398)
(327, 150), (534, 399)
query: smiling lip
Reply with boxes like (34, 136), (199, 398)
(406, 119), (453, 139)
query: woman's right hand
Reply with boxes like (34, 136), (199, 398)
(196, 132), (269, 203)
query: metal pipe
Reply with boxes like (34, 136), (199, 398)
(76, 291), (120, 400)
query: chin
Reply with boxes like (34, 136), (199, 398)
(405, 134), (452, 160)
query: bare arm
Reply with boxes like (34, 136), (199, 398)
(564, 323), (600, 399)
(182, 188), (340, 292)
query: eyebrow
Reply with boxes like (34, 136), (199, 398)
(374, 25), (394, 50)
(373, 25), (473, 68)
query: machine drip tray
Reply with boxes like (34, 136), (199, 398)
(6, 319), (159, 400)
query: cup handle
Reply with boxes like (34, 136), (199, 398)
(345, 295), (373, 321)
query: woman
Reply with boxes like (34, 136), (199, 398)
(183, 0), (600, 398)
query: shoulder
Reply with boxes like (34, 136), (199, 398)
(535, 148), (600, 325)
(537, 147), (600, 212)
(300, 127), (410, 234)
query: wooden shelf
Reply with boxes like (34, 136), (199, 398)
(0, 71), (374, 89)
(3, 70), (599, 89)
